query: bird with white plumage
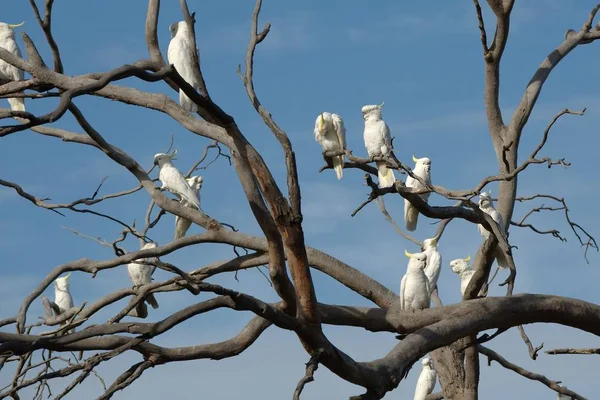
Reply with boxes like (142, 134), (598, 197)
(405, 155), (432, 231)
(362, 102), (396, 188)
(154, 150), (200, 210)
(478, 191), (509, 270)
(174, 175), (203, 239)
(314, 112), (346, 180)
(450, 255), (487, 297)
(400, 250), (430, 310)
(167, 21), (200, 112)
(53, 272), (75, 333)
(127, 242), (160, 311)
(0, 21), (26, 113)
(422, 237), (441, 297)
(413, 357), (437, 400)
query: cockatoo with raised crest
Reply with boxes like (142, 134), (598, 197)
(450, 255), (487, 297)
(413, 357), (437, 400)
(0, 21), (26, 112)
(154, 151), (200, 209)
(400, 250), (430, 310)
(404, 156), (432, 231)
(167, 21), (200, 112)
(362, 102), (396, 188)
(127, 242), (160, 316)
(174, 175), (203, 239)
(422, 237), (441, 296)
(314, 112), (346, 180)
(478, 191), (508, 269)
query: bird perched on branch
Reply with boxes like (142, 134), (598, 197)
(404, 156), (432, 231)
(413, 357), (437, 400)
(314, 112), (346, 180)
(400, 250), (430, 310)
(422, 237), (441, 296)
(174, 175), (203, 239)
(154, 150), (200, 209)
(53, 272), (75, 333)
(362, 102), (396, 188)
(167, 21), (200, 112)
(556, 385), (570, 399)
(0, 21), (26, 113)
(450, 255), (487, 297)
(127, 242), (159, 318)
(477, 191), (508, 269)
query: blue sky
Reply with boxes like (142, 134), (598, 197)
(1, 0), (600, 398)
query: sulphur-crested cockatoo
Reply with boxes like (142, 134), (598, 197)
(413, 357), (437, 400)
(362, 103), (396, 188)
(404, 156), (432, 231)
(54, 272), (75, 333)
(127, 242), (159, 311)
(174, 175), (203, 239)
(422, 237), (441, 296)
(478, 191), (508, 269)
(167, 21), (200, 112)
(0, 21), (25, 112)
(314, 112), (346, 180)
(450, 255), (486, 297)
(154, 151), (200, 209)
(556, 385), (570, 400)
(400, 250), (430, 310)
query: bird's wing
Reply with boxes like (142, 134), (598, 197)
(163, 167), (200, 208)
(331, 114), (346, 149)
(380, 121), (392, 154)
(400, 274), (407, 310)
(167, 38), (199, 88)
(0, 38), (24, 81)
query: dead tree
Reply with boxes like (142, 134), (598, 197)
(0, 0), (598, 399)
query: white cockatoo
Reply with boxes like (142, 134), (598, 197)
(478, 191), (508, 269)
(556, 385), (570, 399)
(450, 255), (486, 297)
(314, 112), (346, 180)
(413, 357), (437, 400)
(404, 156), (432, 231)
(54, 272), (74, 314)
(400, 250), (430, 310)
(167, 21), (200, 112)
(174, 175), (203, 239)
(0, 21), (26, 112)
(362, 102), (396, 188)
(422, 237), (441, 296)
(127, 242), (159, 312)
(154, 151), (200, 209)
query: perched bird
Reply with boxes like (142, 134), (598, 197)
(556, 385), (570, 399)
(174, 175), (203, 239)
(478, 191), (508, 269)
(54, 272), (74, 314)
(167, 21), (200, 112)
(422, 237), (441, 296)
(313, 112), (346, 180)
(154, 150), (200, 209)
(400, 250), (430, 310)
(450, 255), (486, 297)
(127, 242), (160, 315)
(413, 357), (437, 400)
(404, 156), (432, 231)
(0, 21), (26, 112)
(362, 102), (396, 188)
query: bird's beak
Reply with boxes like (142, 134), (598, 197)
(153, 158), (159, 166)
(8, 22), (25, 28)
(412, 155), (419, 163)
(463, 255), (471, 263)
(404, 249), (414, 259)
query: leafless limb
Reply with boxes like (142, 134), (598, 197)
(472, 0), (490, 58)
(546, 348), (600, 355)
(375, 194), (423, 247)
(293, 349), (324, 400)
(517, 325), (543, 360)
(479, 345), (586, 399)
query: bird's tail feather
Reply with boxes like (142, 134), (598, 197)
(145, 293), (159, 310)
(332, 155), (344, 180)
(179, 89), (198, 112)
(376, 161), (395, 188)
(174, 216), (193, 240)
(404, 199), (419, 231)
(496, 248), (509, 269)
(8, 97), (25, 113)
